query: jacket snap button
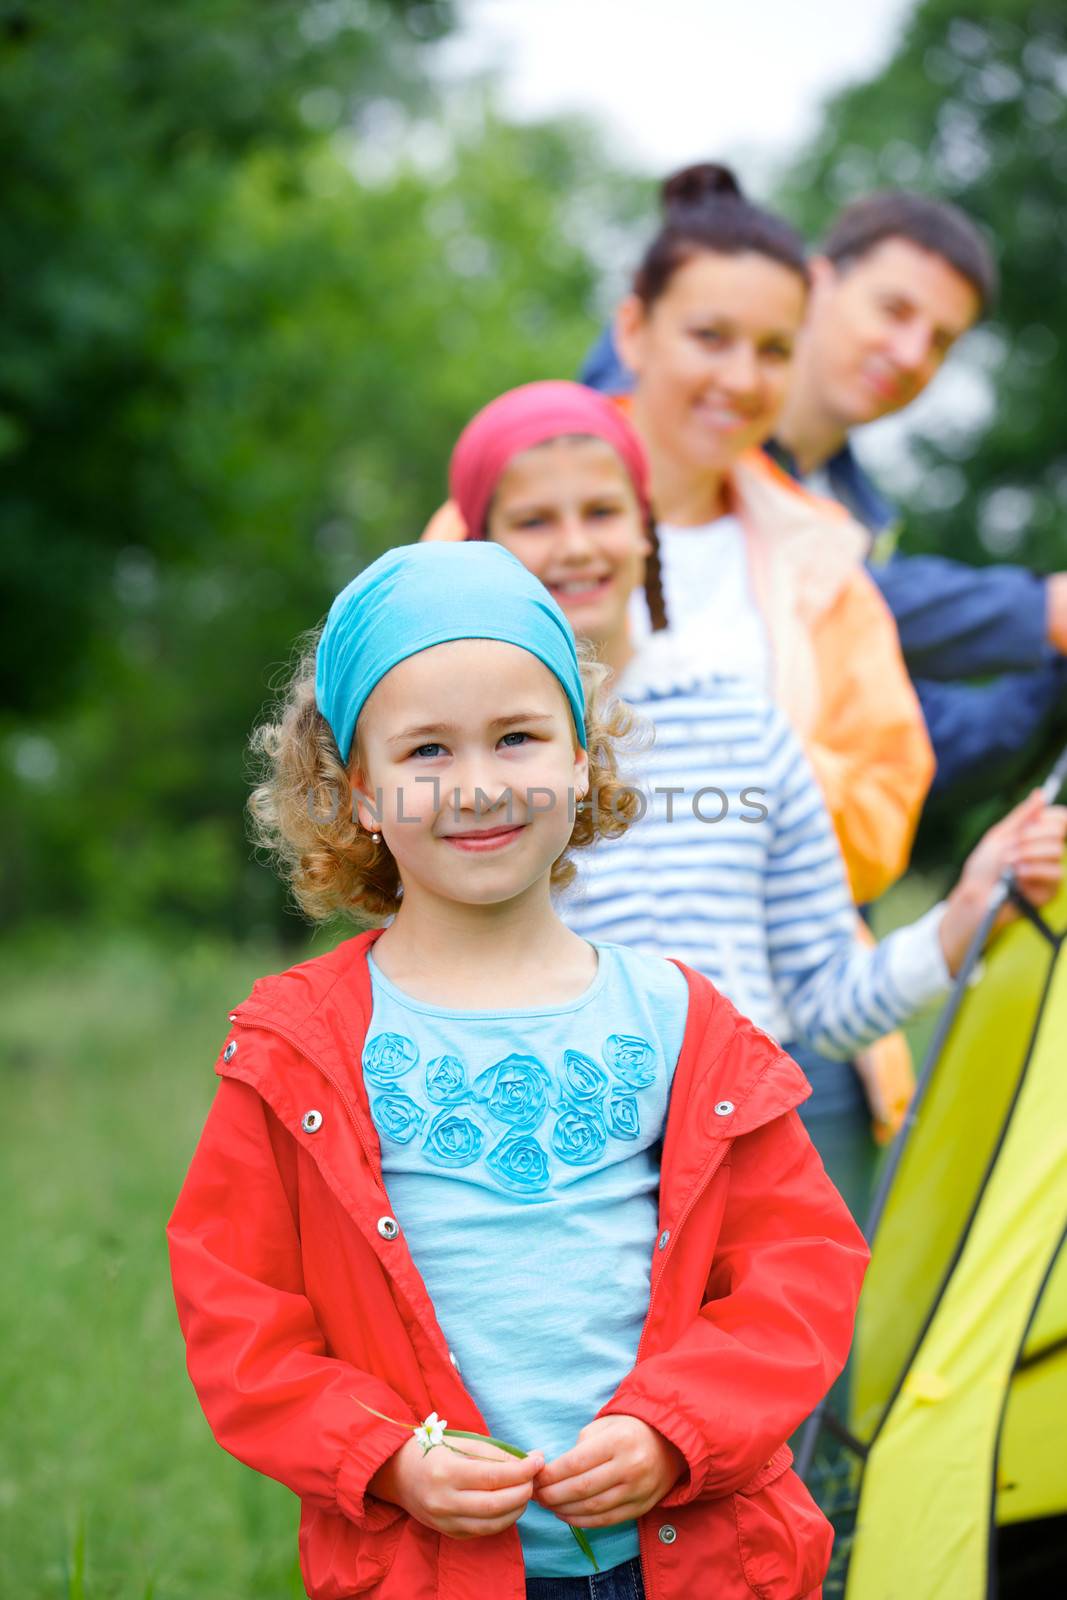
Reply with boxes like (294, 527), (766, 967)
(658, 1524), (677, 1545)
(377, 1215), (400, 1240)
(714, 1100), (735, 1117)
(301, 1109), (323, 1134)
(657, 1229), (670, 1251)
(223, 1041), (237, 1062)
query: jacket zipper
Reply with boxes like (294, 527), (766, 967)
(636, 1137), (731, 1600)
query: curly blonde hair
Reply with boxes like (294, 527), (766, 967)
(249, 634), (645, 923)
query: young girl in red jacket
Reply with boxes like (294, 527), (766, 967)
(168, 539), (869, 1600)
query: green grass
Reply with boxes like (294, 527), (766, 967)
(0, 929), (326, 1599)
(0, 887), (950, 1596)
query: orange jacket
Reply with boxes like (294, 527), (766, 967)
(725, 450), (933, 906)
(168, 931), (868, 1599)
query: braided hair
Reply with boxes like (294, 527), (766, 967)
(643, 516), (668, 633)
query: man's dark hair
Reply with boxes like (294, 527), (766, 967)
(822, 191), (998, 313)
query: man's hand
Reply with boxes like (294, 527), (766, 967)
(940, 789), (1067, 972)
(369, 1434), (544, 1540)
(533, 1415), (685, 1529)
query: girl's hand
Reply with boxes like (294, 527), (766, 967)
(940, 790), (1067, 973)
(1009, 795), (1067, 905)
(369, 1434), (544, 1540)
(533, 1415), (685, 1528)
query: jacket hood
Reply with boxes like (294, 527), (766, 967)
(232, 929), (380, 1026)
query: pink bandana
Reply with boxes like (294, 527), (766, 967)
(449, 380), (651, 539)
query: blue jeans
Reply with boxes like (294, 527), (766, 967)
(526, 1555), (645, 1600)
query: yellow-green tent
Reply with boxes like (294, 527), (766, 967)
(839, 878), (1067, 1598)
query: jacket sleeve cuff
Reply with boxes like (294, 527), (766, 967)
(598, 1390), (711, 1506)
(883, 902), (952, 1013)
(335, 1416), (410, 1531)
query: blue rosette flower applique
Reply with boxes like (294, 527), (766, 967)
(607, 1094), (640, 1141)
(603, 1034), (658, 1090)
(363, 1032), (418, 1088)
(372, 1094), (426, 1146)
(425, 1054), (469, 1105)
(486, 1132), (550, 1194)
(561, 1050), (608, 1104)
(473, 1054), (551, 1131)
(423, 1108), (484, 1169)
(552, 1106), (607, 1167)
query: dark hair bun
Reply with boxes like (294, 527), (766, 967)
(635, 160), (807, 306)
(662, 162), (744, 212)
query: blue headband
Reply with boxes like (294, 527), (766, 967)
(315, 542), (587, 761)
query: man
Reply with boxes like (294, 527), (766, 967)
(581, 190), (1067, 801)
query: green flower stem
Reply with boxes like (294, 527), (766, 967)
(567, 1526), (600, 1572)
(442, 1427), (525, 1457)
(354, 1398), (599, 1572)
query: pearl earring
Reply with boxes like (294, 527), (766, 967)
(370, 831), (381, 845)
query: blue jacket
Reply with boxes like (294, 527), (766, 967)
(790, 438), (1051, 680)
(579, 325), (1065, 799)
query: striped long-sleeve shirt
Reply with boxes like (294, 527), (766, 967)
(563, 661), (950, 1060)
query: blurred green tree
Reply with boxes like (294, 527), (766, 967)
(0, 1), (641, 934)
(0, 0), (455, 714)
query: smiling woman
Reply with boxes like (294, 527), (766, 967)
(604, 162), (935, 908)
(619, 163), (809, 499)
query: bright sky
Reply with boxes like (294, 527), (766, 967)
(442, 0), (916, 177)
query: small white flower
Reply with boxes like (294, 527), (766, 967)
(414, 1411), (448, 1454)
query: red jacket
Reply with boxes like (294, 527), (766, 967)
(168, 931), (868, 1600)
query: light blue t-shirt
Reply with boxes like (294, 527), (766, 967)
(365, 942), (688, 1577)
